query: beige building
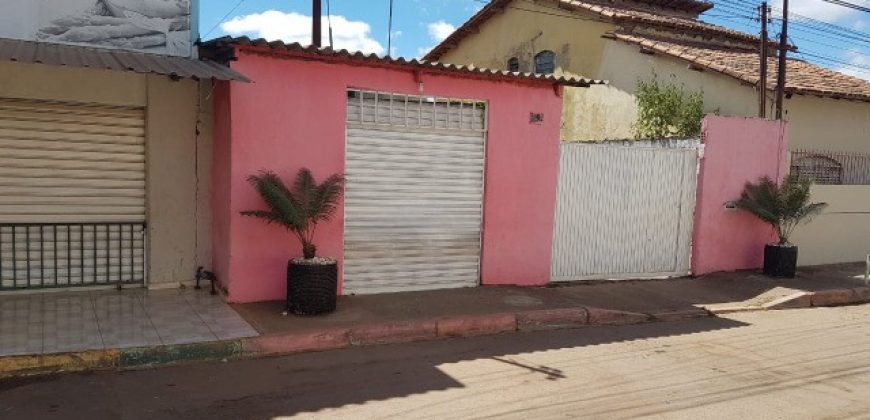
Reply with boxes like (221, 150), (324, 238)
(0, 39), (246, 291)
(426, 0), (870, 266)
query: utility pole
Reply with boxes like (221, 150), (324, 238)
(758, 2), (769, 118)
(312, 0), (322, 47)
(387, 0), (394, 56)
(774, 0), (788, 119)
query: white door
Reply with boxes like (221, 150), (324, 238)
(343, 90), (486, 294)
(551, 141), (699, 281)
(0, 98), (147, 289)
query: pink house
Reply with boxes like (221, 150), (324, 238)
(204, 37), (601, 303)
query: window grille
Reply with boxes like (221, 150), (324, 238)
(790, 150), (870, 185)
(534, 50), (555, 74)
(346, 89), (487, 132)
(508, 57), (519, 72)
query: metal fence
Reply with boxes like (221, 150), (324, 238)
(0, 222), (146, 290)
(791, 149), (870, 185)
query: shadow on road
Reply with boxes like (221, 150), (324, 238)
(0, 316), (750, 419)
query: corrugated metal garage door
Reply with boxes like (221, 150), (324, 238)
(0, 98), (146, 289)
(551, 141), (699, 281)
(343, 90), (486, 294)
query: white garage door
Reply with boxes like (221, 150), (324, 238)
(343, 90), (486, 294)
(0, 98), (147, 289)
(551, 141), (699, 281)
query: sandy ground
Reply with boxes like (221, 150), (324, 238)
(1, 305), (868, 420)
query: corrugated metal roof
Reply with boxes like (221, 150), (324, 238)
(0, 38), (250, 82)
(201, 36), (606, 88)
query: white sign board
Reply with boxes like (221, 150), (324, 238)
(0, 0), (193, 57)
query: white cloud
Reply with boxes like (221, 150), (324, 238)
(417, 45), (434, 59)
(770, 0), (857, 22)
(221, 10), (384, 55)
(427, 20), (456, 42)
(837, 50), (870, 80)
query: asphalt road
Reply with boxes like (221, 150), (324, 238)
(1, 306), (868, 420)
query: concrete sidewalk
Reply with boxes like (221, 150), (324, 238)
(2, 262), (867, 378)
(234, 262), (870, 337)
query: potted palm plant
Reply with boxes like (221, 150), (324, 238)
(734, 175), (827, 278)
(242, 168), (344, 315)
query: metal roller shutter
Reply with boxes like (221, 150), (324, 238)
(0, 98), (146, 289)
(343, 90), (486, 294)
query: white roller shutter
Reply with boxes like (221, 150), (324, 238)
(0, 98), (146, 289)
(343, 91), (486, 295)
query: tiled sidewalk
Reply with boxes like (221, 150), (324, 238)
(0, 288), (257, 356)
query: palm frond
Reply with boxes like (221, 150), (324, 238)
(312, 173), (345, 222)
(243, 171), (306, 231)
(239, 210), (284, 225)
(734, 175), (827, 244)
(241, 168), (344, 259)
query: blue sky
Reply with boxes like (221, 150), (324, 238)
(200, 0), (870, 79)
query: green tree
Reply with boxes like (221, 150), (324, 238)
(633, 78), (704, 139)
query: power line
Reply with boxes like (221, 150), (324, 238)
(203, 0), (248, 39)
(714, 0), (870, 41)
(820, 0), (870, 13)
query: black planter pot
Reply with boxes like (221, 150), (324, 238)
(763, 244), (798, 278)
(286, 259), (338, 315)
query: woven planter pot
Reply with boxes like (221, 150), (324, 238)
(763, 244), (798, 278)
(286, 259), (338, 315)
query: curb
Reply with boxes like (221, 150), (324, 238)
(0, 298), (793, 379)
(714, 286), (870, 314)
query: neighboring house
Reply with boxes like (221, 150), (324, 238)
(201, 37), (601, 302)
(0, 0), (247, 291)
(426, 0), (870, 266)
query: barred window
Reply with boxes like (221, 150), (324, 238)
(534, 50), (555, 74)
(507, 57), (519, 72)
(791, 155), (843, 185)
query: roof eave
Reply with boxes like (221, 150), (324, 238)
(204, 36), (605, 88)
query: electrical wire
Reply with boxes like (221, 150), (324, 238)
(465, 0), (870, 75)
(820, 0), (870, 14)
(203, 0), (248, 39)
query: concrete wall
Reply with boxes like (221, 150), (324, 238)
(0, 61), (210, 288)
(436, 1), (615, 78)
(569, 40), (759, 141)
(215, 48), (564, 303)
(691, 116), (788, 275)
(437, 9), (870, 266)
(791, 185), (870, 266)
(212, 81), (233, 294)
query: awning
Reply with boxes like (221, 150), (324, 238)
(0, 38), (250, 82)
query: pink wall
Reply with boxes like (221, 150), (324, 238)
(214, 47), (563, 303)
(691, 115), (789, 275)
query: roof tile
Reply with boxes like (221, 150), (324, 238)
(609, 32), (870, 102)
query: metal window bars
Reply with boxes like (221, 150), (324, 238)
(346, 89), (487, 132)
(0, 222), (146, 290)
(791, 149), (870, 185)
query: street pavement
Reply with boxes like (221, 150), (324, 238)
(1, 305), (868, 420)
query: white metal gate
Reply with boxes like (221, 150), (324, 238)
(0, 98), (147, 289)
(550, 140), (700, 281)
(343, 90), (487, 295)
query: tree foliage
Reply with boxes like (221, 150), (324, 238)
(241, 168), (344, 259)
(735, 175), (827, 245)
(633, 78), (704, 139)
